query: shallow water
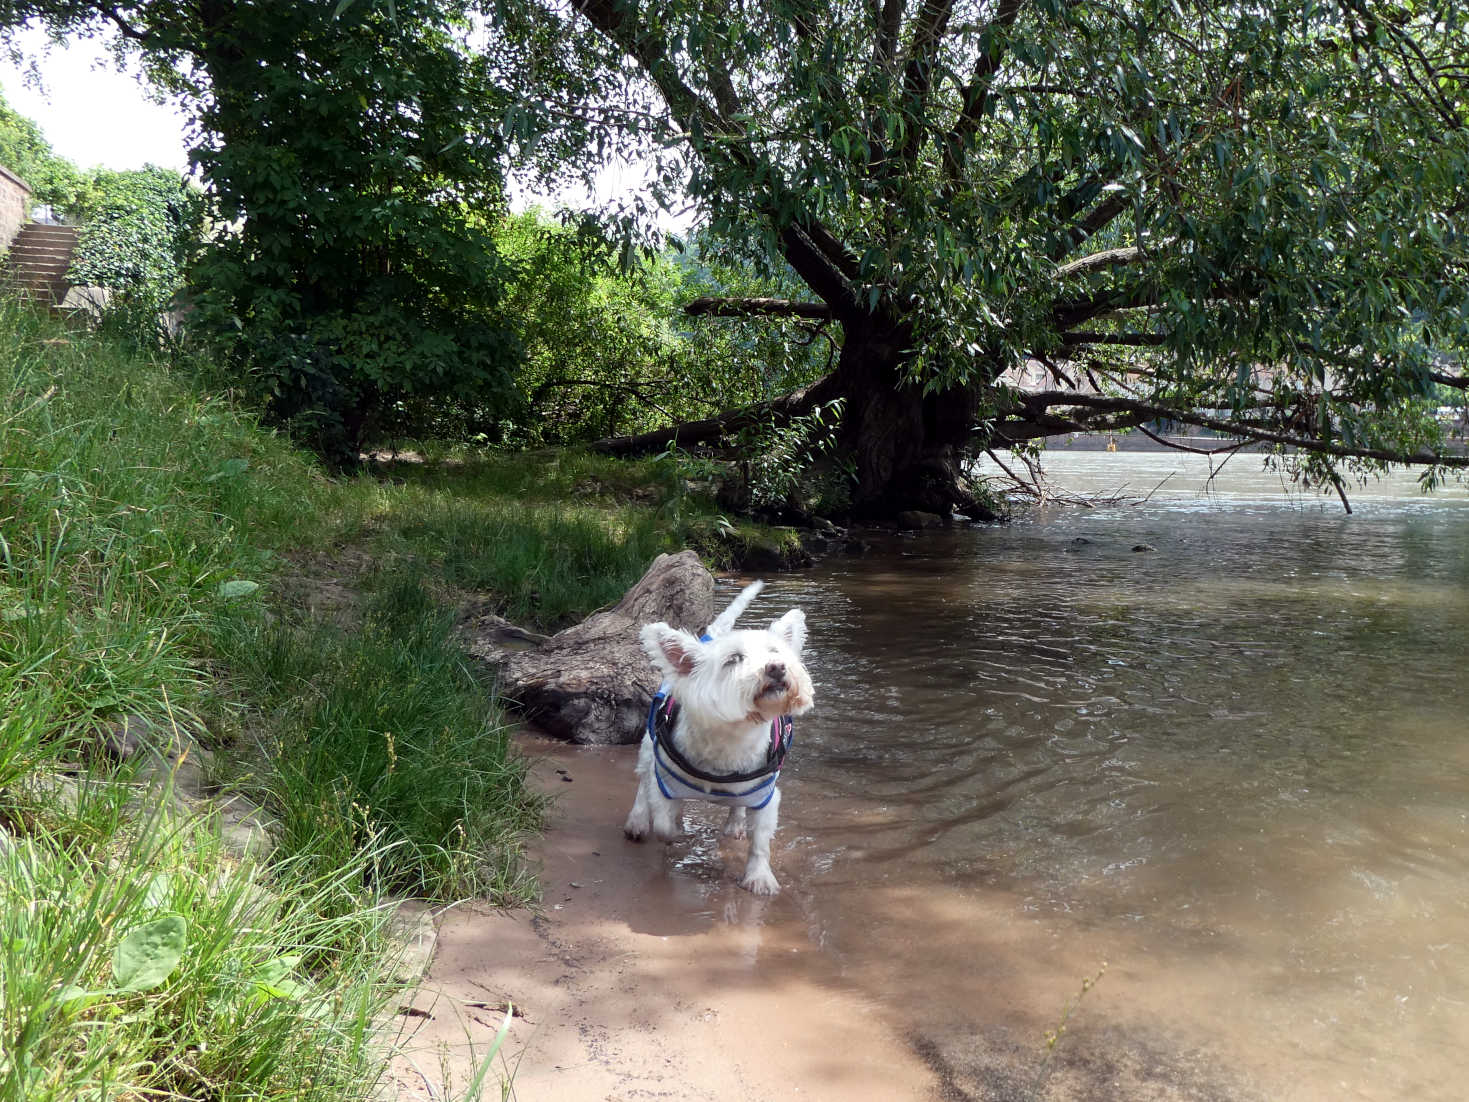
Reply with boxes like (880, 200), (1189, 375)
(692, 454), (1469, 1099)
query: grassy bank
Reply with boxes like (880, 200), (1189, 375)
(0, 300), (742, 1099)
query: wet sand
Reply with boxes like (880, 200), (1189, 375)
(387, 734), (939, 1102)
(389, 478), (1469, 1100)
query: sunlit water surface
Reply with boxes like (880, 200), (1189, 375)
(693, 453), (1469, 1100)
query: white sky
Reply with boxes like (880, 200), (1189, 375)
(0, 23), (688, 230)
(0, 26), (193, 173)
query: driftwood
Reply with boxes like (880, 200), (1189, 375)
(465, 551), (715, 745)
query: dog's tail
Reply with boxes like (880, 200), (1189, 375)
(705, 580), (764, 638)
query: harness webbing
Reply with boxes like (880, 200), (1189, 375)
(647, 690), (795, 808)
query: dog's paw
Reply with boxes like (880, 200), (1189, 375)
(722, 808), (747, 839)
(740, 867), (781, 896)
(624, 812), (650, 842)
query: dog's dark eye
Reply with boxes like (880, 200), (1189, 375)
(723, 651), (744, 667)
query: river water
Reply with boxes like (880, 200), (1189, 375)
(700, 452), (1469, 1100)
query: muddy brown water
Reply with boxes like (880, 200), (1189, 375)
(660, 453), (1469, 1100)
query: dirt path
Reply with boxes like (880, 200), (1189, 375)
(387, 733), (941, 1101)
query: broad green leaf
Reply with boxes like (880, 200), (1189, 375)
(112, 914), (187, 993)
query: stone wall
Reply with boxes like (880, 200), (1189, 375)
(0, 163), (32, 255)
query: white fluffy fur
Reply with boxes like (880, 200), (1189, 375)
(624, 582), (814, 895)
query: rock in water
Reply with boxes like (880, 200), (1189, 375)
(465, 550), (715, 745)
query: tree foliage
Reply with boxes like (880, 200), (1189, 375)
(497, 210), (829, 445)
(3, 0), (523, 463)
(0, 85), (80, 204)
(494, 0), (1469, 514)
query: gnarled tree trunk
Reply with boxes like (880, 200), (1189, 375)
(836, 320), (993, 521)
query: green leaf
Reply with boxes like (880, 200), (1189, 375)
(57, 985), (108, 1012)
(204, 458), (250, 482)
(112, 915), (187, 993)
(218, 580), (260, 599)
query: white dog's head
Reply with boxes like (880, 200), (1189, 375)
(641, 609), (814, 726)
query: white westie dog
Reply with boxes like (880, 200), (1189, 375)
(624, 581), (814, 895)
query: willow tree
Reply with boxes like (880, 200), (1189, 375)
(507, 0), (1468, 517)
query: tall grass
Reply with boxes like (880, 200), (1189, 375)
(0, 301), (542, 897)
(0, 798), (400, 1102)
(219, 568), (543, 900)
(0, 301), (543, 1098)
(0, 301), (334, 758)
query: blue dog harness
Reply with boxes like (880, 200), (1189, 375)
(647, 689), (795, 810)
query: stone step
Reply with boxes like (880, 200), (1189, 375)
(13, 223), (79, 238)
(4, 263), (70, 280)
(4, 223), (79, 308)
(7, 242), (75, 255)
(5, 254), (71, 271)
(5, 245), (71, 261)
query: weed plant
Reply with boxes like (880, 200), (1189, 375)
(0, 795), (399, 1102)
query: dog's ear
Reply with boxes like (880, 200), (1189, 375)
(769, 609), (807, 656)
(640, 622), (703, 679)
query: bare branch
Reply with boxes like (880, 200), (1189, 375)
(100, 4), (152, 41)
(994, 390), (1469, 468)
(896, 0), (956, 162)
(943, 0), (1027, 178)
(1052, 285), (1162, 330)
(1049, 193), (1131, 263)
(590, 374), (840, 456)
(872, 0), (904, 74)
(1060, 330), (1168, 347)
(1134, 423), (1246, 457)
(1055, 246), (1148, 279)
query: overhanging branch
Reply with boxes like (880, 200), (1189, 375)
(591, 374), (840, 456)
(993, 390), (1469, 467)
(685, 297), (834, 319)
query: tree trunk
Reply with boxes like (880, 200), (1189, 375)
(836, 320), (992, 521)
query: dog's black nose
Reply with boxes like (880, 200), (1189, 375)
(764, 661), (787, 682)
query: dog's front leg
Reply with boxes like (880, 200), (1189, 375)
(739, 788), (781, 895)
(722, 806), (747, 839)
(624, 736), (656, 840)
(624, 738), (684, 842)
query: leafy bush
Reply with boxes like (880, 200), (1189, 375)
(738, 397), (853, 515)
(68, 167), (203, 303)
(0, 87), (82, 211)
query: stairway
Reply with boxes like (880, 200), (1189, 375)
(2, 222), (79, 306)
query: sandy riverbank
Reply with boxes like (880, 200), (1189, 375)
(385, 733), (941, 1101)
